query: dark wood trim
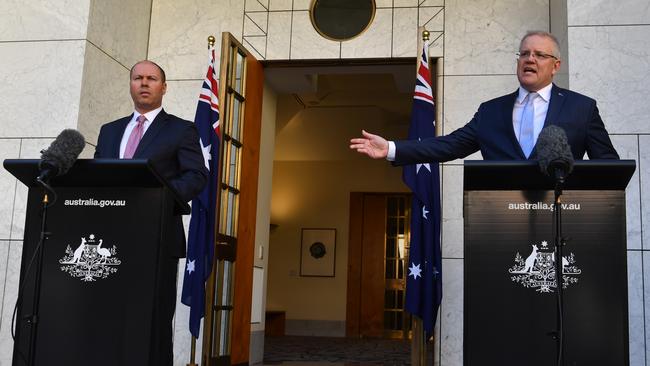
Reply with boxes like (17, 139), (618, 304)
(346, 192), (364, 337)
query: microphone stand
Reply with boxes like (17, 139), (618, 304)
(24, 178), (55, 366)
(553, 170), (566, 366)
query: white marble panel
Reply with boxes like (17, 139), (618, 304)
(10, 139), (55, 241)
(392, 8), (418, 58)
(440, 258), (463, 366)
(86, 0), (150, 68)
(341, 9), (392, 58)
(244, 36), (267, 60)
(163, 80), (206, 123)
(269, 0), (292, 11)
(0, 41), (85, 137)
(421, 0), (445, 6)
(0, 241), (10, 317)
(394, 0), (418, 7)
(567, 0), (650, 26)
(376, 0), (393, 8)
(0, 140), (21, 240)
(149, 0), (245, 80)
(569, 26), (650, 134)
(641, 136), (650, 250)
(267, 11), (292, 59)
(290, 11), (341, 59)
(428, 31), (444, 58)
(442, 75), (518, 161)
(444, 0), (548, 75)
(0, 241), (22, 366)
(246, 0), (268, 11)
(292, 0), (311, 11)
(244, 12), (269, 36)
(0, 0), (89, 41)
(442, 165), (463, 258)
(627, 251), (645, 366)
(78, 42), (133, 158)
(643, 251), (650, 364)
(419, 7), (444, 32)
(610, 135), (641, 250)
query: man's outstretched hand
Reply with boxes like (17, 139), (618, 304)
(350, 130), (389, 159)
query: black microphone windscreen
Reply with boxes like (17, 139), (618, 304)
(39, 129), (86, 176)
(536, 125), (574, 177)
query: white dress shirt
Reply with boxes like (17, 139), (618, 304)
(119, 106), (162, 158)
(512, 83), (552, 150)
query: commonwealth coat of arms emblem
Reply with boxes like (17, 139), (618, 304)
(508, 240), (581, 293)
(59, 234), (121, 281)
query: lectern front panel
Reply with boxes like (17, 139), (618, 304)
(464, 190), (628, 366)
(15, 186), (171, 366)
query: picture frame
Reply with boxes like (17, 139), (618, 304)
(300, 228), (336, 277)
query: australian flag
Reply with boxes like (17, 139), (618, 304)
(181, 44), (221, 338)
(403, 36), (442, 336)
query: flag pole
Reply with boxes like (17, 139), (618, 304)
(409, 27), (429, 366)
(186, 33), (216, 366)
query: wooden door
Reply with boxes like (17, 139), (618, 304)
(346, 193), (411, 338)
(203, 32), (263, 366)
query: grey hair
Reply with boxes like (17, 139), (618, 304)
(520, 31), (561, 59)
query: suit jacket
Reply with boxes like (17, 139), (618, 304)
(95, 109), (208, 257)
(394, 84), (619, 164)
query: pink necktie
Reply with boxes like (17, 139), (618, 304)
(123, 115), (146, 159)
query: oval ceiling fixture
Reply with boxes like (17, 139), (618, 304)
(310, 0), (376, 41)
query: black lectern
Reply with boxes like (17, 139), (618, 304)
(4, 159), (189, 366)
(463, 160), (635, 366)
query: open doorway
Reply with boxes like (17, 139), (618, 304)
(261, 60), (431, 363)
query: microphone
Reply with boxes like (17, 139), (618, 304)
(536, 125), (574, 183)
(38, 129), (86, 182)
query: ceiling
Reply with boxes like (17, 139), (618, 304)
(264, 63), (417, 125)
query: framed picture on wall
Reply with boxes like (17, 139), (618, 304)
(300, 228), (336, 277)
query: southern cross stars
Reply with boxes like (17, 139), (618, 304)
(200, 140), (211, 170)
(186, 259), (196, 274)
(415, 138), (431, 174)
(409, 263), (422, 279)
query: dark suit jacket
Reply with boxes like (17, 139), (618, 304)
(95, 109), (208, 257)
(395, 84), (619, 164)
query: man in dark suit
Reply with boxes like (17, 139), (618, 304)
(350, 31), (619, 162)
(95, 60), (207, 365)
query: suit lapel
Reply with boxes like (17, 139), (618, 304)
(502, 90), (526, 159)
(133, 109), (169, 158)
(543, 84), (566, 128)
(111, 115), (132, 158)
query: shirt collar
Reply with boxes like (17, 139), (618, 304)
(133, 106), (163, 123)
(517, 83), (553, 104)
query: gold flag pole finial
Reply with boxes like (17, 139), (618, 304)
(208, 35), (216, 48)
(422, 30), (430, 41)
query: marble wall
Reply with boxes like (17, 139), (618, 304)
(1, 0), (649, 365)
(566, 2), (650, 365)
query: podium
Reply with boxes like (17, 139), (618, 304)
(463, 160), (635, 366)
(4, 159), (190, 366)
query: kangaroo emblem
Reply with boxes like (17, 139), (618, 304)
(521, 244), (538, 273)
(63, 237), (87, 264)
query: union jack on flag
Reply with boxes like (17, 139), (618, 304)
(403, 35), (442, 336)
(182, 43), (221, 338)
